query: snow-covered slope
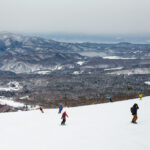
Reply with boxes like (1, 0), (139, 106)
(0, 97), (150, 150)
(108, 68), (150, 75)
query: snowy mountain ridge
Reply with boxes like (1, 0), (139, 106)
(1, 32), (150, 74)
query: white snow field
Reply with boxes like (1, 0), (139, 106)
(0, 96), (150, 150)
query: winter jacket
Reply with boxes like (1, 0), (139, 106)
(61, 112), (68, 119)
(59, 105), (63, 111)
(108, 97), (112, 102)
(131, 104), (139, 115)
(139, 94), (143, 99)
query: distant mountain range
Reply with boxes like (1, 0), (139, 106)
(0, 32), (150, 74)
(27, 33), (150, 44)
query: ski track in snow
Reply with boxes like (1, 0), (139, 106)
(0, 97), (150, 150)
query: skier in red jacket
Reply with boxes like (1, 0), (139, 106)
(61, 111), (68, 125)
(40, 107), (44, 113)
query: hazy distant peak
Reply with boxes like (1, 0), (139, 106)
(118, 42), (132, 45)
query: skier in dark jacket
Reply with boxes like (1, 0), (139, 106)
(61, 111), (68, 125)
(131, 103), (139, 123)
(108, 97), (113, 102)
(58, 105), (63, 113)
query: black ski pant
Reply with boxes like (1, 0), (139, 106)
(61, 119), (66, 125)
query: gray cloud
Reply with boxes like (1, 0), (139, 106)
(0, 0), (150, 34)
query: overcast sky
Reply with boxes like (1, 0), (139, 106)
(0, 0), (150, 34)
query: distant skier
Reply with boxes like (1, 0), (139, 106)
(108, 97), (113, 102)
(40, 107), (44, 113)
(131, 103), (139, 124)
(61, 111), (68, 125)
(139, 93), (143, 100)
(58, 105), (63, 113)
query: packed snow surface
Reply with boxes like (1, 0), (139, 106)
(145, 81), (150, 85)
(0, 97), (150, 150)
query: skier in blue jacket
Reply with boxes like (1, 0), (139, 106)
(58, 105), (63, 113)
(108, 97), (113, 102)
